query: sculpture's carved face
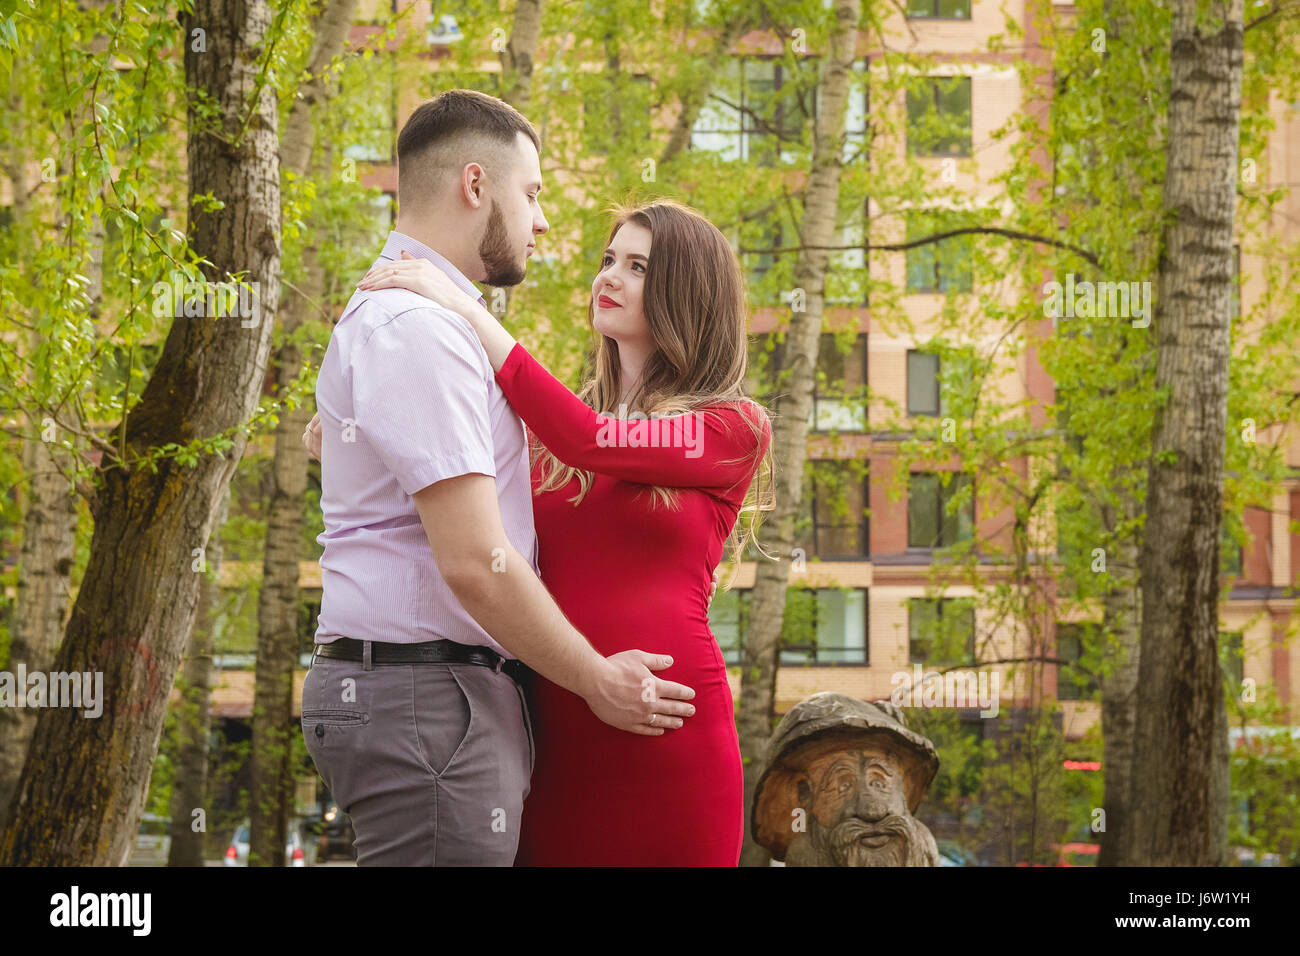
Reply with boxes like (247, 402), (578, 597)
(785, 737), (932, 867)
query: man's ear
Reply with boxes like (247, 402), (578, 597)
(460, 162), (487, 209)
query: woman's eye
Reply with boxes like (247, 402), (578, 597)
(633, 262), (646, 273)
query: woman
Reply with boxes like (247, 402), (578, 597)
(357, 200), (771, 866)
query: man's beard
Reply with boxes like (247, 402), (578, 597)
(480, 200), (526, 287)
(819, 813), (923, 867)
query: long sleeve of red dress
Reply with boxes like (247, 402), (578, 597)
(494, 342), (769, 501)
(491, 341), (769, 866)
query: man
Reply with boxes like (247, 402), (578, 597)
(300, 90), (696, 866)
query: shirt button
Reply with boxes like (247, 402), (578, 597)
(315, 724), (325, 739)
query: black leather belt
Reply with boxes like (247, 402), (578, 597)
(315, 637), (530, 684)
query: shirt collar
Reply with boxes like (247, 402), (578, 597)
(381, 231), (487, 308)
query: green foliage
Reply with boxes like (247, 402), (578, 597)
(1227, 682), (1300, 863)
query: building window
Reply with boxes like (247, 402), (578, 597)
(708, 588), (869, 665)
(708, 588), (746, 666)
(906, 0), (971, 18)
(1219, 630), (1243, 688)
(908, 597), (975, 666)
(781, 588), (869, 664)
(1055, 622), (1098, 701)
(906, 77), (972, 157)
(813, 333), (868, 432)
(907, 349), (942, 416)
(691, 58), (816, 164)
(905, 210), (974, 293)
(743, 221), (787, 306)
(806, 460), (869, 558)
(828, 199), (870, 305)
(298, 600), (322, 664)
(841, 61), (869, 163)
(907, 345), (977, 417)
(1221, 524), (1243, 576)
(908, 472), (973, 549)
(749, 333), (867, 431)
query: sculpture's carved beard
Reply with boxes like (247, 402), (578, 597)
(820, 813), (925, 867)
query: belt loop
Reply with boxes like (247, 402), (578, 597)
(363, 640), (373, 672)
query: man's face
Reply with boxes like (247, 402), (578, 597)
(478, 131), (549, 287)
(791, 742), (918, 866)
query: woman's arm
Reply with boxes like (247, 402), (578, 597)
(495, 342), (770, 496)
(356, 257), (771, 494)
(357, 251), (516, 370)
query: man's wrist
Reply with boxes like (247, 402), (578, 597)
(574, 651), (609, 702)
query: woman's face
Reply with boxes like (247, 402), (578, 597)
(591, 222), (653, 350)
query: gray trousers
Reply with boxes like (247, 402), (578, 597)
(301, 644), (535, 866)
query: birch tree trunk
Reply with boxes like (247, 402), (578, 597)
(0, 123), (80, 832)
(0, 0), (282, 866)
(0, 418), (77, 832)
(1128, 0), (1242, 866)
(167, 494), (228, 866)
(500, 0), (541, 113)
(249, 0), (357, 868)
(736, 0), (860, 868)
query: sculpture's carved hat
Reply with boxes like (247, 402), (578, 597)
(751, 693), (940, 860)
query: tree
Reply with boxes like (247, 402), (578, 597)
(166, 492), (228, 866)
(0, 0), (285, 866)
(0, 13), (86, 829)
(736, 0), (862, 868)
(1128, 0), (1243, 866)
(248, 0), (359, 869)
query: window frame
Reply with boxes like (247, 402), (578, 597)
(906, 349), (943, 416)
(907, 470), (975, 550)
(908, 596), (976, 666)
(905, 0), (973, 19)
(1055, 622), (1099, 701)
(708, 587), (871, 665)
(690, 56), (819, 163)
(905, 76), (973, 158)
(806, 459), (870, 559)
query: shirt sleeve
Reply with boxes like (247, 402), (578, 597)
(353, 307), (497, 495)
(494, 341), (770, 499)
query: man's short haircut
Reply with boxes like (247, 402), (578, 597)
(396, 89), (540, 206)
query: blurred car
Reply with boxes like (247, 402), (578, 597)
(128, 813), (171, 866)
(312, 799), (356, 862)
(1014, 842), (1100, 866)
(1232, 846), (1282, 866)
(936, 840), (980, 867)
(223, 820), (308, 866)
(1055, 842), (1099, 866)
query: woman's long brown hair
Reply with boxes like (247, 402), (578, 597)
(532, 199), (775, 564)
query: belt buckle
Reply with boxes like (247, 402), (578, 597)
(490, 651), (505, 674)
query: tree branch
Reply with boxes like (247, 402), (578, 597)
(742, 225), (1100, 267)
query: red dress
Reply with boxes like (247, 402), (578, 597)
(494, 343), (770, 866)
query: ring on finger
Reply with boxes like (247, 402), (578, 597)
(649, 713), (657, 727)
